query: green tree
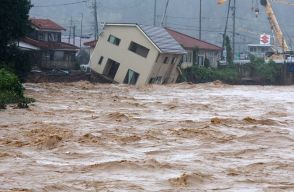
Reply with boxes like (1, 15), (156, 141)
(225, 35), (233, 65)
(0, 0), (32, 79)
(0, 0), (32, 59)
(0, 68), (33, 109)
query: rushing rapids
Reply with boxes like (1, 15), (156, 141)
(0, 82), (293, 192)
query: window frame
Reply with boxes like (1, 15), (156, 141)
(98, 56), (104, 65)
(163, 57), (169, 64)
(107, 34), (121, 46)
(123, 69), (140, 85)
(171, 57), (177, 65)
(128, 41), (150, 58)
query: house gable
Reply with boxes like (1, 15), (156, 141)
(104, 24), (186, 54)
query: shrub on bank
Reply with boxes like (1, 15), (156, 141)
(0, 68), (34, 109)
(249, 57), (282, 84)
(179, 65), (239, 84)
(179, 57), (283, 85)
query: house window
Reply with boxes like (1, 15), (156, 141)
(163, 57), (169, 64)
(198, 55), (205, 66)
(149, 76), (162, 84)
(171, 57), (177, 64)
(128, 41), (149, 58)
(48, 33), (58, 42)
(54, 51), (64, 61)
(49, 51), (54, 61)
(103, 59), (120, 79)
(108, 35), (121, 46)
(98, 56), (104, 65)
(123, 69), (140, 85)
(38, 32), (45, 41)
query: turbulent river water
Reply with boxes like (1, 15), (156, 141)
(0, 82), (293, 192)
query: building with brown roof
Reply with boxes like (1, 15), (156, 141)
(166, 28), (222, 68)
(19, 18), (78, 70)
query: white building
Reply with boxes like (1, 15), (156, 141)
(248, 44), (273, 58)
(89, 23), (186, 86)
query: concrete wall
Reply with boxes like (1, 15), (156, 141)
(90, 25), (161, 86)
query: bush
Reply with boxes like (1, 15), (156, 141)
(179, 65), (239, 84)
(0, 68), (24, 96)
(249, 57), (282, 84)
(0, 68), (34, 108)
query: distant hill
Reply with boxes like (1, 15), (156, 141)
(30, 0), (294, 53)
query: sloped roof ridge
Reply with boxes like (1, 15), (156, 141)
(30, 18), (66, 31)
(165, 27), (222, 50)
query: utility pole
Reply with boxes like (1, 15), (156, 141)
(73, 25), (76, 46)
(161, 0), (170, 27)
(232, 0), (236, 60)
(199, 0), (202, 40)
(222, 0), (231, 60)
(80, 13), (83, 48)
(68, 17), (72, 43)
(93, 0), (99, 40)
(153, 0), (157, 26)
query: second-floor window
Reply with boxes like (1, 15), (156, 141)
(48, 33), (58, 42)
(38, 32), (60, 42)
(128, 41), (149, 58)
(38, 33), (45, 41)
(108, 35), (121, 46)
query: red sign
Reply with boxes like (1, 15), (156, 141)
(260, 34), (270, 45)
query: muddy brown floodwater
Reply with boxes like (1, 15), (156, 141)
(0, 82), (294, 192)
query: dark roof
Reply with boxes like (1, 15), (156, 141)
(31, 18), (66, 31)
(84, 40), (98, 48)
(139, 25), (187, 54)
(105, 23), (187, 54)
(165, 28), (222, 51)
(22, 37), (78, 51)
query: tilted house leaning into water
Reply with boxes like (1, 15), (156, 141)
(89, 23), (187, 86)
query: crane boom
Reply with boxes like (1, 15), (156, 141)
(261, 0), (289, 52)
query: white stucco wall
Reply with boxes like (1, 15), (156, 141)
(89, 25), (160, 86)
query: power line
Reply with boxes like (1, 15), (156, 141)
(33, 0), (88, 8)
